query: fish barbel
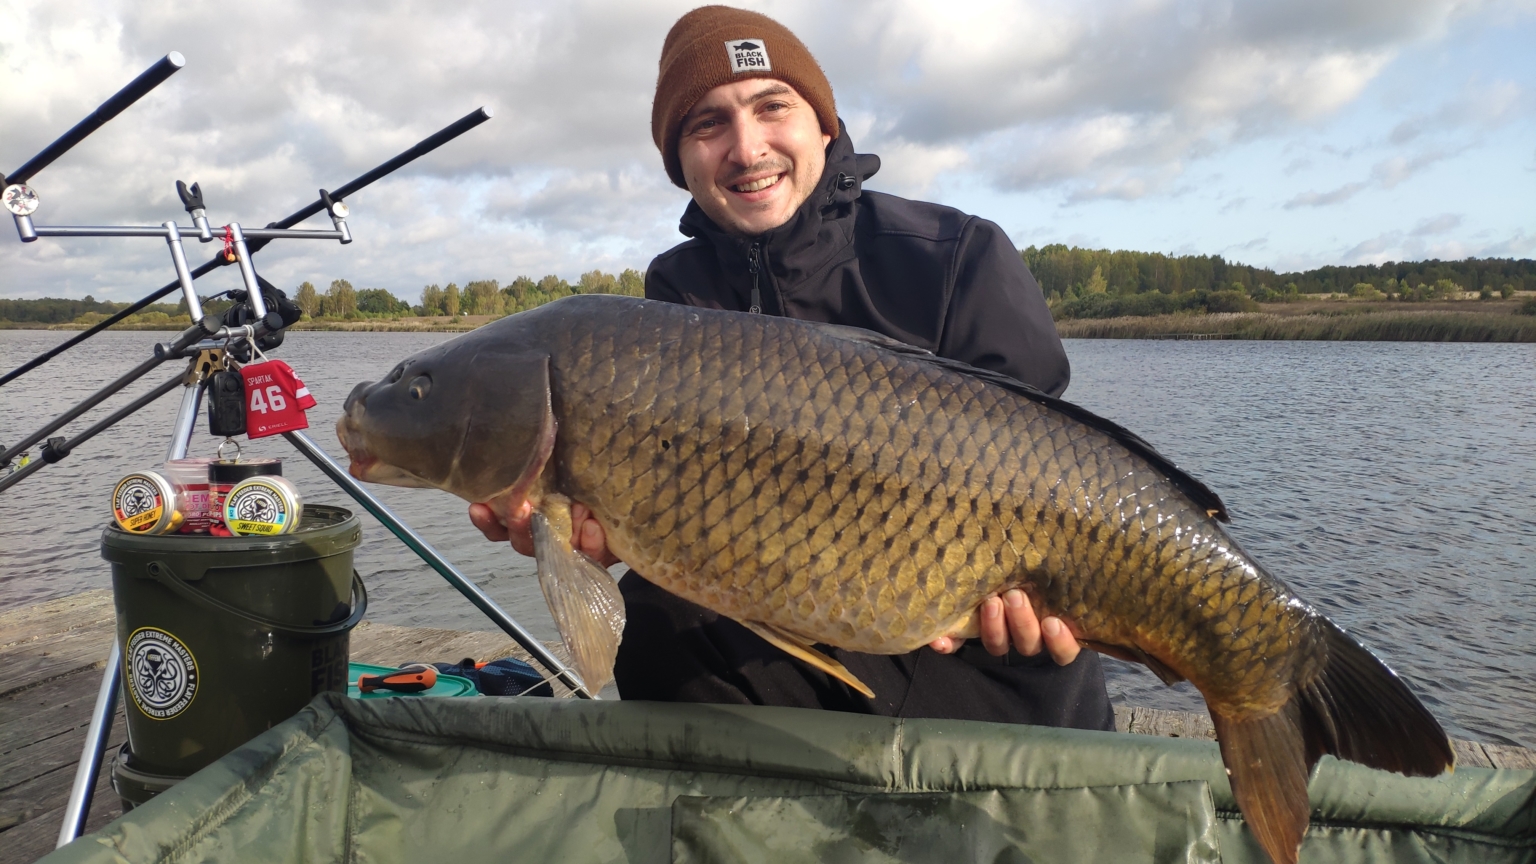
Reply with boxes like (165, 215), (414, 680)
(337, 294), (1452, 864)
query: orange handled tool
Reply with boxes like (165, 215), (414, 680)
(355, 664), (437, 694)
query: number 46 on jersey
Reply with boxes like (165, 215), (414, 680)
(239, 360), (317, 439)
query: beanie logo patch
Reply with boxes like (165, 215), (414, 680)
(724, 39), (771, 74)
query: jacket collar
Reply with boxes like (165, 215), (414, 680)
(676, 121), (881, 299)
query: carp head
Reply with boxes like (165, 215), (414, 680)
(337, 340), (556, 504)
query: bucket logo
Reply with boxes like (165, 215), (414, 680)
(127, 627), (199, 719)
(724, 39), (771, 74)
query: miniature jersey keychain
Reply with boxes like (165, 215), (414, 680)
(239, 347), (316, 439)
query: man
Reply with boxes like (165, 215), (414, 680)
(473, 6), (1113, 730)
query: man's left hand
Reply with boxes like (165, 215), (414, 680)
(929, 590), (1081, 665)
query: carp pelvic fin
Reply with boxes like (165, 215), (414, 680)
(531, 508), (626, 694)
(740, 621), (875, 698)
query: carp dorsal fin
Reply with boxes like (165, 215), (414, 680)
(800, 321), (1230, 523)
(740, 620), (875, 698)
(530, 504), (626, 694)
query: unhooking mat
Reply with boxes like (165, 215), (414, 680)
(43, 692), (1536, 863)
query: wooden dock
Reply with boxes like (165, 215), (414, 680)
(4, 591), (1533, 864)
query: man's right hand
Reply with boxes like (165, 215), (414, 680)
(468, 499), (620, 567)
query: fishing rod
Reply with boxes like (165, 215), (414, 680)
(0, 107), (494, 388)
(0, 373), (184, 495)
(3, 52), (184, 188)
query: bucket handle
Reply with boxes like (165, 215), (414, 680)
(145, 559), (367, 638)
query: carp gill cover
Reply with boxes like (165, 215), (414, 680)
(337, 294), (1453, 864)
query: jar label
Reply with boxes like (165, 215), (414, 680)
(224, 478), (294, 535)
(113, 474), (169, 533)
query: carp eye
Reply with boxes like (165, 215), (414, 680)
(407, 375), (431, 400)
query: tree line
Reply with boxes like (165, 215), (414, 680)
(1026, 245), (1533, 302)
(1025, 246), (1533, 320)
(286, 269), (646, 320)
(4, 254), (1531, 325)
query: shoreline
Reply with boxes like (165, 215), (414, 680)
(6, 299), (1535, 341)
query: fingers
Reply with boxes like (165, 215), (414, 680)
(999, 589), (1080, 665)
(928, 635), (959, 654)
(503, 499), (536, 557)
(1040, 616), (1081, 666)
(1002, 589), (1041, 657)
(570, 503), (621, 567)
(979, 596), (1010, 656)
(467, 502), (509, 542)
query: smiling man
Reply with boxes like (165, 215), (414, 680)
(475, 6), (1111, 730)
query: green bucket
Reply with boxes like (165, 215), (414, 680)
(101, 504), (364, 779)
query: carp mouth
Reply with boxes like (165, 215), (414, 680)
(334, 413), (436, 489)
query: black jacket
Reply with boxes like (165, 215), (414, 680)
(617, 128), (1114, 731)
(645, 127), (1071, 397)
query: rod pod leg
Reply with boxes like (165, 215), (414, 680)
(57, 643), (121, 848)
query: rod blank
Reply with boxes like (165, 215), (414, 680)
(6, 52), (185, 186)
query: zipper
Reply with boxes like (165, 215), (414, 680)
(747, 242), (762, 314)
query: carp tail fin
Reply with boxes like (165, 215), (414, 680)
(1298, 621), (1455, 777)
(531, 510), (626, 694)
(740, 621), (875, 698)
(1209, 621), (1454, 864)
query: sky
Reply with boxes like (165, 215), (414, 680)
(1, 0), (1532, 304)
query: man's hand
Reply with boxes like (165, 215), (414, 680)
(468, 499), (621, 567)
(929, 590), (1081, 665)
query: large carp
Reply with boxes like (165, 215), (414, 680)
(337, 294), (1452, 864)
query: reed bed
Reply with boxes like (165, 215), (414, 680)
(1058, 311), (1536, 342)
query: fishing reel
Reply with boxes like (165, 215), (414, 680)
(220, 276), (304, 358)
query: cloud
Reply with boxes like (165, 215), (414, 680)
(1284, 146), (1455, 207)
(1285, 181), (1370, 208)
(1409, 213), (1462, 235)
(1340, 225), (1531, 265)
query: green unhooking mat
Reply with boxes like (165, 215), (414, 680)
(45, 693), (1535, 863)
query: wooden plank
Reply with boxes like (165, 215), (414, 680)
(0, 626), (117, 699)
(1451, 738), (1495, 769)
(0, 590), (115, 650)
(1483, 742), (1536, 771)
(1112, 704), (1132, 734)
(0, 666), (111, 756)
(0, 760), (122, 864)
(0, 706), (127, 794)
(1126, 706), (1217, 740)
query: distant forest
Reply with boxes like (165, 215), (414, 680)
(1022, 246), (1534, 320)
(1024, 246), (1532, 298)
(3, 252), (1532, 325)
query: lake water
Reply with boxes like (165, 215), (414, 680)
(2, 330), (1532, 747)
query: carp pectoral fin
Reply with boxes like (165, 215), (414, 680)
(530, 510), (625, 694)
(1081, 640), (1187, 686)
(740, 621), (875, 699)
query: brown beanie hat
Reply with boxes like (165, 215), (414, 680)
(653, 6), (838, 189)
